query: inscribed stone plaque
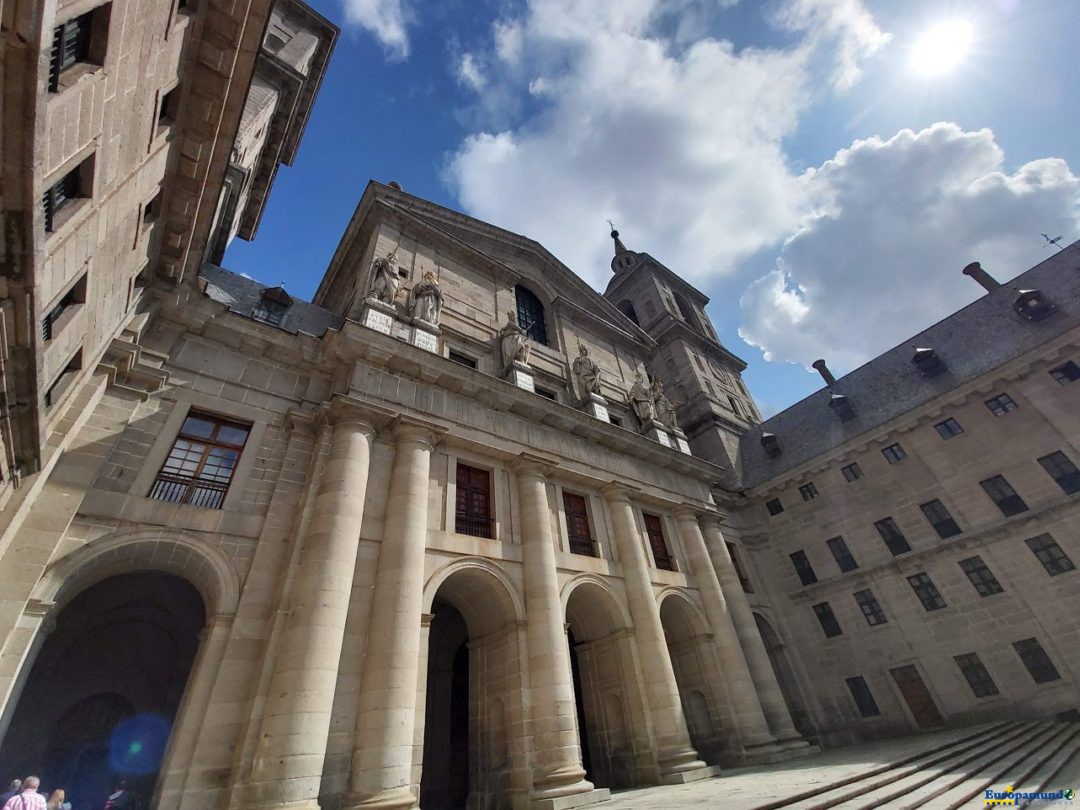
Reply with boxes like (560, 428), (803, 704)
(364, 308), (393, 335)
(513, 369), (535, 392)
(411, 327), (438, 353)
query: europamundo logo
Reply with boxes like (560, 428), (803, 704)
(984, 785), (1075, 806)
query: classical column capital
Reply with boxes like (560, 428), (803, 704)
(697, 509), (729, 531)
(599, 482), (639, 503)
(390, 415), (445, 449)
(510, 452), (558, 478)
(673, 504), (703, 524)
(317, 395), (395, 435)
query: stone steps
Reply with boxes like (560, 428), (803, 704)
(754, 720), (1080, 810)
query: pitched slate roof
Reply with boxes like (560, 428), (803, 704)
(201, 262), (344, 336)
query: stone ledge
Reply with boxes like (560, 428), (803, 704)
(532, 788), (611, 810)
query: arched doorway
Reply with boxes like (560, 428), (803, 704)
(658, 594), (724, 765)
(420, 565), (522, 810)
(754, 614), (817, 741)
(0, 572), (205, 810)
(564, 582), (651, 789)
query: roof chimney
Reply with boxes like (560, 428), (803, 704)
(812, 359), (837, 387)
(388, 180), (403, 190)
(962, 261), (1000, 293)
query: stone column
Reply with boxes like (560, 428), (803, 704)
(247, 407), (377, 810)
(697, 513), (809, 749)
(600, 486), (713, 784)
(514, 456), (603, 810)
(345, 422), (440, 810)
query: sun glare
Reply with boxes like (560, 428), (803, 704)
(911, 19), (974, 77)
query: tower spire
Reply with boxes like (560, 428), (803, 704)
(607, 219), (628, 255)
(607, 220), (636, 273)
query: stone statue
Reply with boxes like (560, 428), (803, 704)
(407, 271), (444, 326)
(572, 344), (602, 398)
(366, 248), (401, 306)
(651, 379), (678, 430)
(498, 310), (531, 368)
(628, 372), (654, 424)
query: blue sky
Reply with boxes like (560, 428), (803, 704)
(225, 0), (1080, 416)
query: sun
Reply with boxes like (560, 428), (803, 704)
(910, 19), (974, 77)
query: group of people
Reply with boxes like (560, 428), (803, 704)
(0, 778), (133, 810)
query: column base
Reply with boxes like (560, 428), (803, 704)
(739, 738), (817, 765)
(531, 788), (610, 810)
(659, 764), (720, 785)
(342, 787), (415, 810)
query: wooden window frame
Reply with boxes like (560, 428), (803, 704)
(845, 676), (881, 717)
(813, 602), (842, 638)
(1025, 533), (1075, 576)
(919, 499), (962, 539)
(827, 536), (859, 572)
(907, 572), (946, 611)
(455, 462), (494, 539)
(148, 411), (251, 509)
(854, 589), (887, 626)
(790, 550), (817, 586)
(562, 491), (596, 557)
(979, 475), (1029, 517)
(954, 653), (999, 698)
(1012, 638), (1061, 684)
(642, 512), (675, 571)
(875, 517), (911, 555)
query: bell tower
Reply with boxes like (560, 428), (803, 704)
(602, 228), (761, 479)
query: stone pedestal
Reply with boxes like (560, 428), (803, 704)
(409, 319), (440, 354)
(641, 420), (672, 448)
(581, 393), (609, 422)
(361, 298), (397, 336)
(506, 360), (535, 392)
(672, 429), (692, 455)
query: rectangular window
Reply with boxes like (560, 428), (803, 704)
(455, 463), (494, 539)
(827, 536), (859, 572)
(1037, 451), (1080, 495)
(49, 12), (92, 91)
(958, 556), (1004, 596)
(643, 513), (675, 571)
(448, 350), (477, 369)
(841, 462), (863, 482)
(813, 602), (842, 638)
(919, 499), (962, 539)
(42, 164), (85, 232)
(766, 498), (784, 516)
(980, 475), (1029, 517)
(728, 543), (753, 592)
(790, 550), (818, 586)
(907, 572), (947, 611)
(1025, 533), (1075, 576)
(934, 418), (964, 439)
(881, 443), (907, 464)
(563, 492), (596, 557)
(535, 386), (557, 401)
(845, 676), (881, 717)
(954, 653), (999, 698)
(799, 482), (819, 501)
(148, 411), (250, 509)
(608, 414), (623, 427)
(158, 85), (180, 126)
(43, 350), (82, 409)
(854, 589), (887, 626)
(1050, 360), (1080, 385)
(985, 393), (1018, 416)
(1012, 638), (1061, 684)
(875, 517), (911, 555)
(41, 274), (87, 341)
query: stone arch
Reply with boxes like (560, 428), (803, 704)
(32, 527), (241, 618)
(560, 574), (632, 637)
(753, 611), (817, 741)
(423, 557), (524, 635)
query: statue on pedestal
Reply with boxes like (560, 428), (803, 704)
(407, 271), (444, 326)
(366, 248), (401, 306)
(651, 379), (679, 430)
(498, 310), (531, 368)
(572, 345), (602, 398)
(628, 372), (654, 424)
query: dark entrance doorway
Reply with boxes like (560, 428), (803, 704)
(420, 602), (470, 810)
(567, 630), (593, 781)
(890, 665), (945, 729)
(0, 572), (205, 810)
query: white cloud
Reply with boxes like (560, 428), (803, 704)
(774, 0), (891, 90)
(457, 53), (486, 90)
(738, 123), (1080, 371)
(342, 0), (410, 60)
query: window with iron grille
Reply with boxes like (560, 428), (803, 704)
(853, 589), (887, 626)
(49, 12), (93, 91)
(1037, 451), (1080, 495)
(934, 418), (964, 439)
(643, 513), (675, 571)
(799, 482), (819, 501)
(727, 542), (753, 592)
(42, 166), (83, 232)
(841, 462), (863, 482)
(958, 556), (1004, 596)
(1012, 638), (1061, 684)
(790, 550), (817, 586)
(813, 602), (842, 638)
(448, 350), (477, 369)
(766, 498), (784, 516)
(44, 351), (82, 409)
(954, 653), (999, 698)
(514, 285), (548, 345)
(919, 499), (962, 539)
(1050, 361), (1080, 385)
(845, 676), (880, 717)
(41, 277), (84, 341)
(1025, 533), (1075, 576)
(149, 412), (250, 509)
(874, 517), (911, 555)
(907, 572), (946, 611)
(563, 492), (596, 557)
(985, 393), (1018, 416)
(455, 463), (493, 538)
(881, 443), (907, 464)
(980, 475), (1028, 517)
(827, 536), (859, 572)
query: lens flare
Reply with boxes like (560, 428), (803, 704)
(911, 19), (974, 77)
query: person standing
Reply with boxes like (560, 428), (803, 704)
(102, 782), (132, 810)
(3, 776), (46, 810)
(45, 790), (65, 810)
(0, 781), (21, 807)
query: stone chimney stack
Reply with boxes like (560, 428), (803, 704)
(962, 261), (1000, 293)
(812, 359), (837, 387)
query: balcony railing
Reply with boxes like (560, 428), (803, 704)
(455, 514), (494, 539)
(568, 535), (597, 557)
(149, 471), (230, 509)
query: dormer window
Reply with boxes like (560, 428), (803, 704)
(1013, 289), (1055, 322)
(761, 432), (781, 459)
(253, 286), (292, 327)
(912, 347), (946, 377)
(515, 285), (548, 345)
